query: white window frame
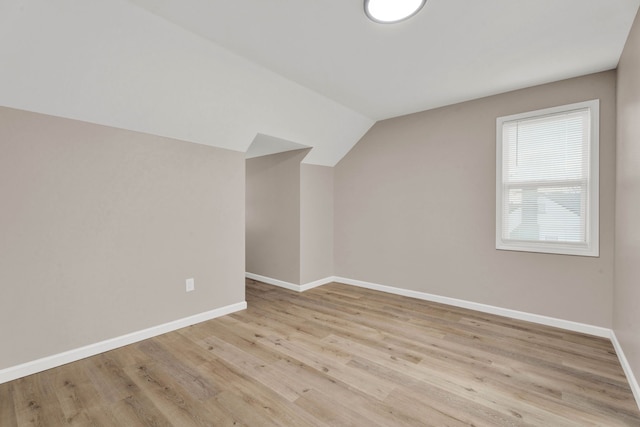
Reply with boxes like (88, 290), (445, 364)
(496, 100), (599, 257)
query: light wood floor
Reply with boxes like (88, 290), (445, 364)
(2, 280), (640, 426)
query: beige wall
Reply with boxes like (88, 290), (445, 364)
(0, 107), (245, 370)
(246, 152), (333, 285)
(334, 71), (617, 327)
(301, 164), (334, 284)
(246, 149), (309, 284)
(615, 9), (640, 388)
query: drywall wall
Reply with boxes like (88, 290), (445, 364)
(0, 107), (245, 370)
(246, 152), (333, 285)
(246, 150), (310, 284)
(301, 164), (334, 284)
(334, 71), (616, 327)
(615, 8), (640, 392)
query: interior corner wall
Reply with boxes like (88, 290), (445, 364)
(334, 71), (617, 327)
(300, 164), (334, 284)
(0, 107), (245, 371)
(615, 8), (640, 389)
(246, 149), (309, 284)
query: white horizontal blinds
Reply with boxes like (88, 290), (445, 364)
(501, 108), (590, 245)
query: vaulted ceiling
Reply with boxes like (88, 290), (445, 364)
(1, 0), (638, 165)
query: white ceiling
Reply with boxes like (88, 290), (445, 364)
(0, 0), (372, 166)
(246, 134), (310, 160)
(130, 0), (640, 120)
(1, 1), (639, 166)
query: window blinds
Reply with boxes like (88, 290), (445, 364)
(499, 108), (591, 246)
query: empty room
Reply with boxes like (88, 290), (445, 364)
(2, 0), (640, 425)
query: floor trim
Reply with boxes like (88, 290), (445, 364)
(0, 301), (247, 385)
(332, 276), (639, 410)
(610, 330), (640, 411)
(334, 276), (611, 338)
(6, 275), (637, 411)
(245, 272), (334, 292)
(250, 273), (640, 412)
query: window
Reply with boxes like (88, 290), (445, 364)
(496, 100), (599, 257)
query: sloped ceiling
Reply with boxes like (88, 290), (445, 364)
(129, 0), (640, 120)
(1, 0), (639, 165)
(246, 134), (311, 160)
(0, 0), (372, 166)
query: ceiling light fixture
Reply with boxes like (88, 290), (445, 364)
(364, 0), (426, 24)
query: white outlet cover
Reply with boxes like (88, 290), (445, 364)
(186, 278), (195, 292)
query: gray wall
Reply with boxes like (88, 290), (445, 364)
(615, 9), (640, 389)
(301, 164), (334, 284)
(246, 152), (334, 285)
(0, 107), (245, 370)
(334, 71), (616, 327)
(245, 150), (309, 284)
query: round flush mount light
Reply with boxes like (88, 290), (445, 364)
(364, 0), (426, 24)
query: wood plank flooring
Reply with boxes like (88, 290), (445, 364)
(2, 279), (639, 426)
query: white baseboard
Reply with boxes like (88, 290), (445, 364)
(333, 276), (611, 338)
(0, 301), (247, 385)
(245, 272), (335, 292)
(333, 277), (638, 408)
(5, 275), (637, 411)
(245, 273), (610, 338)
(610, 331), (640, 411)
(334, 276), (638, 410)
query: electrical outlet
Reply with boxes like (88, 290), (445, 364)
(186, 278), (195, 292)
